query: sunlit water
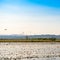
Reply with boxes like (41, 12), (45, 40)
(0, 42), (60, 60)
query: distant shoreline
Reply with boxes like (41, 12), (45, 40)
(0, 39), (60, 42)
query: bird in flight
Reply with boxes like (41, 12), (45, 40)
(4, 29), (7, 31)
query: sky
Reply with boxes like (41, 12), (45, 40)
(0, 0), (60, 35)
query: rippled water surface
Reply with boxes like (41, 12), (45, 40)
(0, 42), (60, 60)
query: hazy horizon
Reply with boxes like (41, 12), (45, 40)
(0, 0), (60, 35)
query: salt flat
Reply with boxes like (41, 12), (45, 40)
(0, 42), (60, 60)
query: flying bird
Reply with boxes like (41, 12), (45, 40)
(4, 29), (7, 31)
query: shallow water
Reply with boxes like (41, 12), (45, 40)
(0, 42), (60, 60)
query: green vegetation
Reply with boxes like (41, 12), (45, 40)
(0, 38), (60, 42)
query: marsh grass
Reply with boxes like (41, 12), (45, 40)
(0, 38), (60, 42)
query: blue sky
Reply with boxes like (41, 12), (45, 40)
(0, 0), (60, 35)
